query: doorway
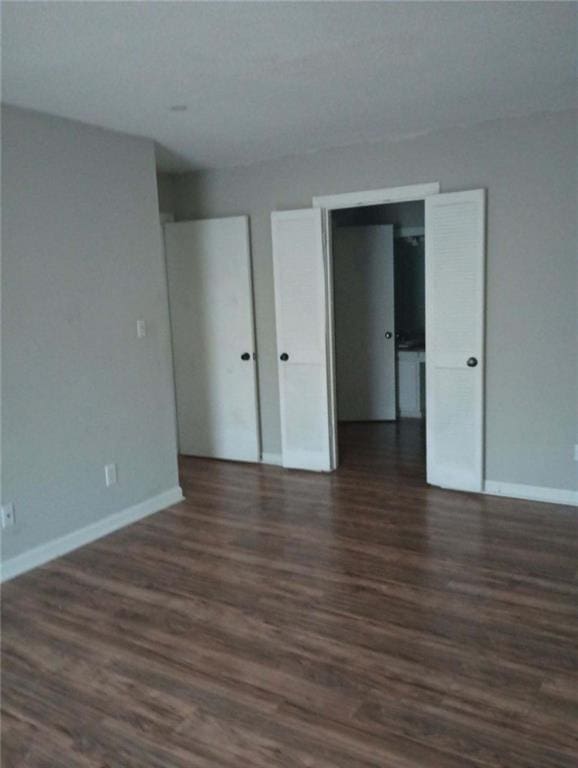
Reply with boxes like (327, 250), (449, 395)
(331, 200), (425, 474)
(271, 183), (485, 493)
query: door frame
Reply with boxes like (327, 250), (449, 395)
(312, 182), (440, 470)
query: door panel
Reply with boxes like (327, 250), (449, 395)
(425, 190), (485, 491)
(164, 217), (260, 462)
(272, 209), (331, 471)
(333, 225), (396, 421)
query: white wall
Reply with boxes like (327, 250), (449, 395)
(1, 106), (180, 565)
(173, 109), (578, 492)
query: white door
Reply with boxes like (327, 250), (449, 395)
(271, 209), (332, 471)
(425, 190), (485, 492)
(333, 225), (396, 421)
(164, 217), (260, 462)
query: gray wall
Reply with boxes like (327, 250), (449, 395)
(172, 108), (577, 491)
(157, 172), (176, 215)
(1, 106), (180, 561)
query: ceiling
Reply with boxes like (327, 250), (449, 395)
(3, 2), (577, 173)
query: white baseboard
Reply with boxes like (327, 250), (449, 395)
(261, 452), (283, 466)
(484, 481), (577, 507)
(0, 486), (184, 583)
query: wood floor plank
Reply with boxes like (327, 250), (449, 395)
(2, 421), (577, 766)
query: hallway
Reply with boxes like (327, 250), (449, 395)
(2, 424), (577, 767)
(337, 419), (426, 483)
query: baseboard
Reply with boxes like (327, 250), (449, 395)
(484, 481), (577, 507)
(261, 452), (283, 466)
(0, 486), (184, 583)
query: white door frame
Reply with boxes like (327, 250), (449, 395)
(312, 182), (440, 470)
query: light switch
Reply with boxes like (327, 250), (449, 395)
(104, 463), (117, 487)
(137, 319), (146, 338)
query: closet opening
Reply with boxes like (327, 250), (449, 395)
(273, 182), (484, 490)
(331, 201), (426, 477)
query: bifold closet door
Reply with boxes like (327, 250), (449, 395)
(333, 225), (396, 421)
(271, 209), (332, 471)
(164, 217), (260, 462)
(425, 189), (485, 492)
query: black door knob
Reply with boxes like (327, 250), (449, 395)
(280, 353), (289, 361)
(467, 357), (478, 367)
(385, 332), (392, 339)
(241, 352), (251, 361)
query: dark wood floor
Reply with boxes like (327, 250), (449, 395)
(2, 421), (578, 767)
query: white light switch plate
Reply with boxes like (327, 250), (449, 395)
(137, 319), (146, 338)
(104, 463), (117, 487)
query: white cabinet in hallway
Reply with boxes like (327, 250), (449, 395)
(397, 349), (425, 418)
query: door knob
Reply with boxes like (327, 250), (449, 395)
(467, 357), (478, 367)
(385, 332), (392, 339)
(241, 352), (251, 361)
(280, 353), (289, 361)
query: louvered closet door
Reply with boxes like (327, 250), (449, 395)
(271, 208), (332, 471)
(425, 190), (485, 492)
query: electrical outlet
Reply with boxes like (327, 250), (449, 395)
(104, 463), (117, 487)
(1, 503), (16, 529)
(136, 319), (146, 338)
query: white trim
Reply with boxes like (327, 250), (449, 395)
(0, 487), (184, 583)
(322, 208), (339, 469)
(243, 214), (263, 463)
(484, 481), (578, 507)
(314, 181), (440, 473)
(313, 182), (440, 211)
(261, 452), (282, 466)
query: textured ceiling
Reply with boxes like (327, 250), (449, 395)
(3, 1), (577, 172)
